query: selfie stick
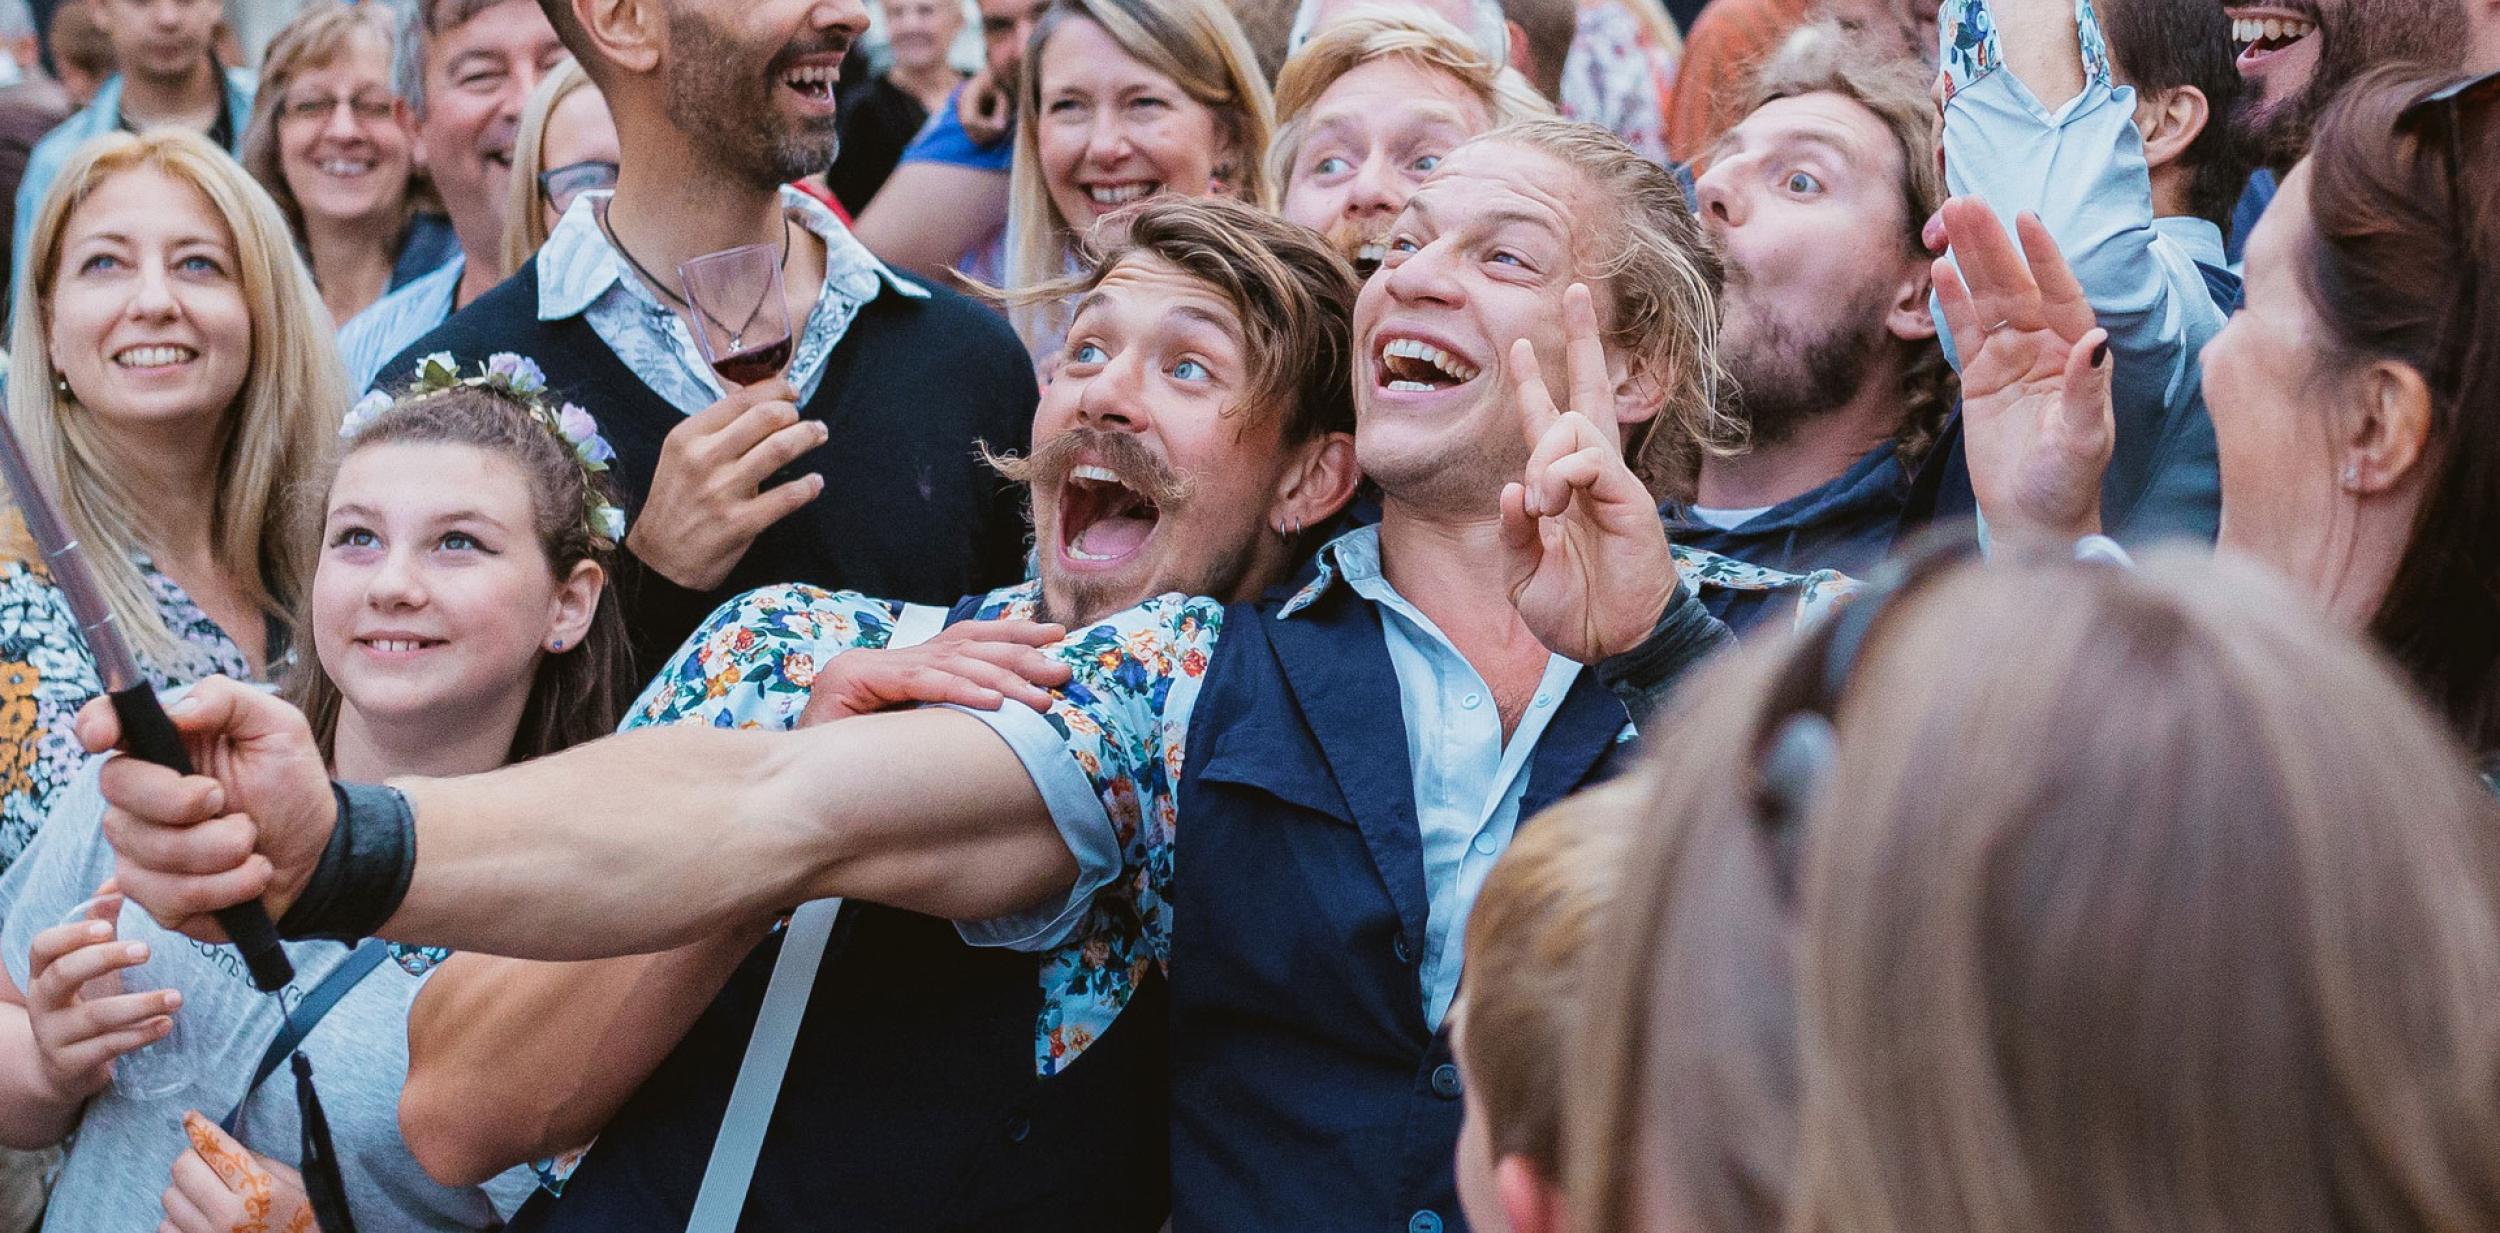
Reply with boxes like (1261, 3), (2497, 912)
(0, 409), (294, 991)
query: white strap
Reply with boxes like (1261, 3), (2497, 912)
(681, 603), (949, 1231)
(889, 603), (949, 650)
(684, 897), (843, 1233)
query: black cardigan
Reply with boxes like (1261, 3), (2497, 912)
(377, 263), (1037, 676)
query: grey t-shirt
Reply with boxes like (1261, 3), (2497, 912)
(0, 760), (536, 1232)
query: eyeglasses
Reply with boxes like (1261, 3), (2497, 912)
(538, 160), (619, 216)
(2395, 68), (2499, 396)
(280, 92), (397, 125)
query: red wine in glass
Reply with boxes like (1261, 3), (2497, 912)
(679, 240), (793, 388)
(711, 335), (793, 386)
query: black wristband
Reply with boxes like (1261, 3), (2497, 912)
(276, 781), (417, 942)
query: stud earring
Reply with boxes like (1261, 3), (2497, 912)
(548, 638), (566, 651)
(2343, 463), (2359, 487)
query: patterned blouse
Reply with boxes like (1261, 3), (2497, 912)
(1561, 0), (1679, 167)
(0, 554), (256, 873)
(629, 545), (1855, 1079)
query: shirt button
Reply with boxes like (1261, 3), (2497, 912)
(1430, 1063), (1463, 1100)
(1409, 1210), (1444, 1233)
(1534, 692), (1552, 708)
(1003, 1114), (1032, 1143)
(1392, 933), (1413, 965)
(1470, 832), (1498, 857)
(1461, 692), (1483, 710)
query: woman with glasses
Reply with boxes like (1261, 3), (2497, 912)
(499, 59), (618, 281)
(1941, 66), (2500, 770)
(240, 3), (456, 328)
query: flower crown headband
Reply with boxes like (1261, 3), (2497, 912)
(341, 352), (628, 547)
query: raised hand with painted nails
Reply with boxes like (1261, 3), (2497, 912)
(1499, 283), (1681, 663)
(1931, 196), (2117, 547)
(162, 1111), (314, 1233)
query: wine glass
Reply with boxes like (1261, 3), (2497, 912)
(678, 243), (794, 387)
(56, 893), (194, 1102)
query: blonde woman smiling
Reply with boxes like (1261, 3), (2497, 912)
(1004, 0), (1273, 357)
(0, 129), (341, 872)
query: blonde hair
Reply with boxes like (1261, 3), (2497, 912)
(1004, 0), (1274, 352)
(1567, 550), (2500, 1233)
(1456, 784), (1633, 1172)
(239, 3), (429, 248)
(1482, 118), (1735, 503)
(5, 131), (347, 669)
(1265, 6), (1551, 191)
(500, 57), (597, 280)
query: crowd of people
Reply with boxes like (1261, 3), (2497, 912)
(0, 0), (2489, 1227)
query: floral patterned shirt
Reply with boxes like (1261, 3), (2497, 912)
(0, 554), (256, 872)
(630, 546), (1853, 1078)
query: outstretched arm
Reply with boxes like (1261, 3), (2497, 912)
(82, 681), (1075, 960)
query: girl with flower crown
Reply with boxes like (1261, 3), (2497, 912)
(0, 356), (630, 1231)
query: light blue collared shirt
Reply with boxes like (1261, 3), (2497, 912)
(529, 185), (927, 416)
(340, 252), (464, 394)
(1284, 527), (1582, 1029)
(1937, 0), (2229, 543)
(12, 68), (257, 287)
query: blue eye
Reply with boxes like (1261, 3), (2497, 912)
(175, 253), (225, 276)
(1490, 250), (1525, 267)
(1071, 341), (1108, 364)
(439, 531), (480, 552)
(1785, 171), (1823, 194)
(330, 527), (380, 550)
(1409, 153), (1441, 173)
(1172, 358), (1210, 381)
(1315, 155), (1350, 176)
(77, 253), (122, 274)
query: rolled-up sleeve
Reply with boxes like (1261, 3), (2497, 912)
(1938, 0), (2189, 404)
(944, 700), (1124, 951)
(948, 594), (1226, 955)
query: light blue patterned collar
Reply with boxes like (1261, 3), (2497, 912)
(533, 185), (926, 323)
(1277, 523), (1863, 629)
(1276, 525), (1381, 619)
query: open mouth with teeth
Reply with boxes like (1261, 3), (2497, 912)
(1084, 182), (1160, 210)
(314, 157), (377, 178)
(1058, 464), (1161, 566)
(784, 63), (840, 103)
(113, 345), (196, 370)
(357, 636), (445, 655)
(1375, 337), (1481, 393)
(2229, 10), (2318, 65)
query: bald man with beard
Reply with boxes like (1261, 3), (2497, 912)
(2223, 0), (2470, 170)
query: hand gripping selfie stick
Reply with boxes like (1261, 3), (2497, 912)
(0, 409), (294, 992)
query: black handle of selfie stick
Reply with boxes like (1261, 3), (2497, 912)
(108, 684), (294, 992)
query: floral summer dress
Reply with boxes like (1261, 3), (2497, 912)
(0, 552), (255, 872)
